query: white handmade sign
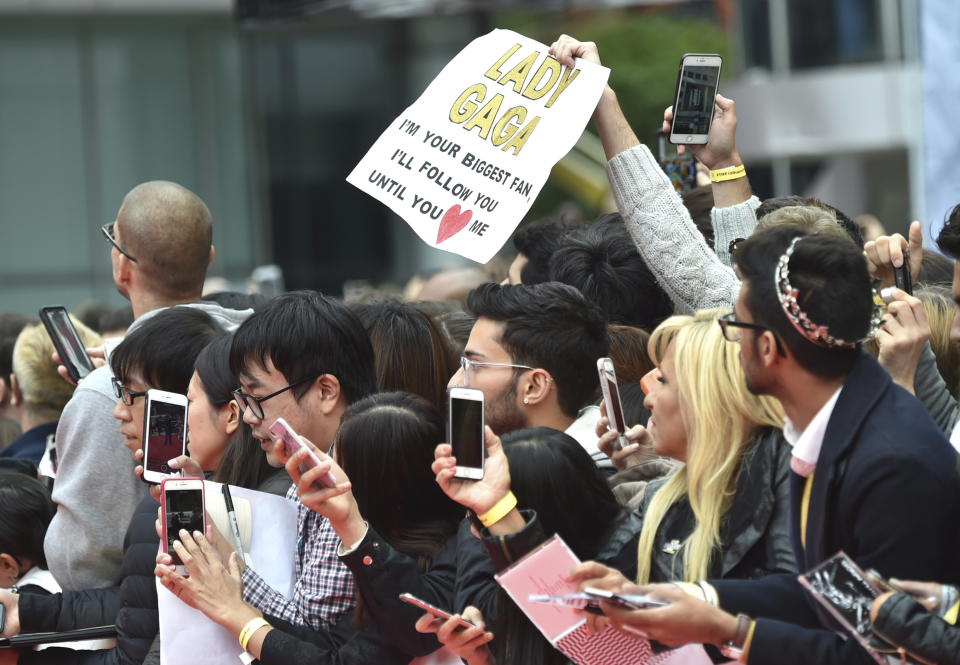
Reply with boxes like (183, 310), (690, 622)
(347, 28), (610, 263)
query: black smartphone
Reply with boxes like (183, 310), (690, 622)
(38, 306), (96, 383)
(0, 602), (5, 633)
(895, 249), (913, 295)
(669, 53), (723, 145)
(447, 387), (485, 480)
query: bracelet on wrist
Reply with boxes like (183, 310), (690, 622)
(238, 617), (271, 652)
(477, 491), (518, 528)
(710, 164), (746, 183)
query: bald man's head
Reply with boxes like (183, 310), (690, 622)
(115, 181), (213, 300)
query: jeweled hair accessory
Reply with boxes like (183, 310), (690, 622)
(775, 236), (881, 349)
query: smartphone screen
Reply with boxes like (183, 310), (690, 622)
(450, 396), (483, 469)
(671, 55), (722, 142)
(601, 370), (626, 433)
(146, 401), (187, 474)
(804, 554), (877, 638)
(40, 307), (95, 380)
(164, 488), (204, 566)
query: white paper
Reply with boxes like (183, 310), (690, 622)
(347, 28), (610, 263)
(159, 481), (298, 665)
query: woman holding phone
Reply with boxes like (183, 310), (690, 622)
(154, 391), (466, 665)
(425, 310), (795, 665)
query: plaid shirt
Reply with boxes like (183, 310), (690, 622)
(240, 484), (356, 629)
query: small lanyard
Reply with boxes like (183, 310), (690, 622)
(800, 472), (815, 550)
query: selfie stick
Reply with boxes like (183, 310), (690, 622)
(221, 485), (248, 566)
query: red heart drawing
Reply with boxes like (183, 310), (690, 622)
(436, 205), (473, 244)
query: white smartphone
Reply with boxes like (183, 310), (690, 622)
(398, 593), (477, 631)
(669, 53), (722, 145)
(142, 389), (189, 485)
(597, 358), (629, 452)
(161, 477), (206, 575)
(268, 417), (337, 489)
(447, 387), (485, 480)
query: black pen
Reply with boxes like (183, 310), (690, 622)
(221, 484), (245, 560)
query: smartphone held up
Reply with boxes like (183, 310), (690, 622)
(142, 390), (188, 485)
(669, 53), (722, 145)
(597, 357), (629, 452)
(268, 417), (338, 489)
(160, 477), (206, 574)
(39, 305), (97, 383)
(447, 387), (485, 480)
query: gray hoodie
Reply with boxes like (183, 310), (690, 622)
(44, 302), (252, 590)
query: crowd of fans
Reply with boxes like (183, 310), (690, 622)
(0, 33), (958, 665)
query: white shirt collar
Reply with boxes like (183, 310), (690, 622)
(782, 387), (842, 466)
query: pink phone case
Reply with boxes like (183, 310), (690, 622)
(268, 418), (337, 488)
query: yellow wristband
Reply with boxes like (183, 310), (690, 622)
(238, 617), (271, 651)
(946, 599), (960, 625)
(710, 165), (746, 182)
(477, 491), (518, 527)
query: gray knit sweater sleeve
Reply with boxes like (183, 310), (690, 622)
(913, 341), (960, 437)
(606, 144), (740, 313)
(713, 196), (761, 267)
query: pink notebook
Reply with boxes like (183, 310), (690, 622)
(495, 534), (671, 665)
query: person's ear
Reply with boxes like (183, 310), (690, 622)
(314, 374), (342, 415)
(207, 245), (216, 268)
(0, 553), (20, 586)
(0, 377), (9, 407)
(520, 369), (552, 407)
(758, 331), (782, 368)
(223, 399), (241, 437)
(9, 374), (22, 408)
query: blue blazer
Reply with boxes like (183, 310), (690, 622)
(711, 351), (960, 665)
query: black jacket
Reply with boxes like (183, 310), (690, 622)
(872, 591), (960, 665)
(711, 352), (960, 665)
(19, 495), (160, 665)
(257, 523), (464, 664)
(336, 519), (485, 659)
(630, 427), (795, 582)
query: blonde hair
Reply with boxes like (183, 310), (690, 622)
(12, 318), (102, 415)
(755, 205), (849, 241)
(635, 309), (785, 583)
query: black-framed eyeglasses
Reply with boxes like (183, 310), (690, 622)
(232, 376), (318, 420)
(718, 312), (785, 355)
(113, 378), (148, 406)
(101, 222), (139, 263)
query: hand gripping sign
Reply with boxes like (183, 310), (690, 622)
(347, 29), (610, 264)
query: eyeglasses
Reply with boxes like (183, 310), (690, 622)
(113, 378), (148, 406)
(717, 312), (785, 355)
(459, 356), (537, 375)
(232, 376), (318, 420)
(101, 222), (139, 263)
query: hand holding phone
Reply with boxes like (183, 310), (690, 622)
(39, 306), (97, 383)
(269, 418), (337, 489)
(669, 54), (722, 146)
(142, 390), (189, 485)
(161, 478), (206, 575)
(400, 593), (477, 631)
(597, 358), (629, 452)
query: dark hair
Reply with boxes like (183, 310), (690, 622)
(0, 473), (56, 569)
(0, 314), (36, 381)
(756, 196), (864, 247)
(466, 283), (609, 417)
(682, 184), (715, 248)
(512, 217), (579, 284)
(348, 300), (457, 411)
(110, 307), (223, 392)
(338, 392), (461, 560)
(549, 219), (673, 330)
(918, 251), (955, 288)
(607, 324), (655, 385)
(194, 336), (277, 490)
(436, 310), (475, 356)
(936, 203), (960, 259)
(229, 291), (376, 405)
(734, 225), (874, 378)
(492, 427), (624, 665)
(202, 291), (272, 312)
(99, 306), (135, 334)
